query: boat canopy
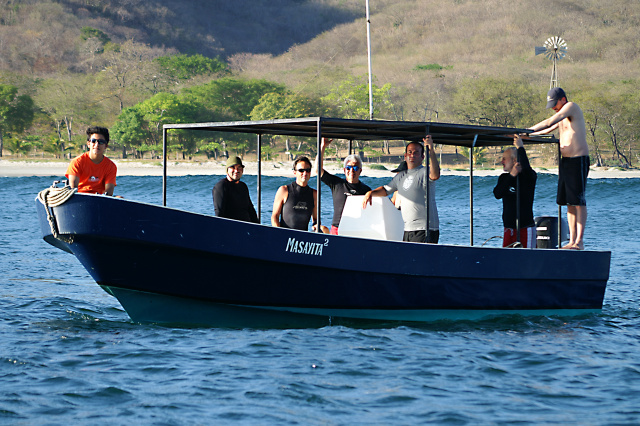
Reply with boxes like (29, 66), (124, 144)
(162, 116), (557, 147)
(162, 117), (560, 246)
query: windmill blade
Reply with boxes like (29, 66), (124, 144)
(556, 41), (568, 59)
(541, 36), (569, 60)
(557, 48), (567, 60)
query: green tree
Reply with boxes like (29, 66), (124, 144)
(250, 92), (328, 120)
(0, 84), (34, 157)
(200, 140), (222, 159)
(111, 106), (151, 158)
(322, 75), (393, 120)
(42, 137), (65, 159)
(5, 134), (42, 157)
(155, 54), (228, 80)
(80, 27), (111, 44)
(136, 92), (207, 158)
(182, 77), (287, 120)
(137, 143), (155, 160)
(459, 146), (488, 166)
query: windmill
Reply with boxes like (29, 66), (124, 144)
(535, 36), (568, 88)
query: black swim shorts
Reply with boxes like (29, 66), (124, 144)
(403, 229), (439, 244)
(557, 156), (589, 206)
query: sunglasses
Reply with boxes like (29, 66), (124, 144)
(345, 165), (360, 172)
(296, 168), (312, 173)
(89, 138), (107, 145)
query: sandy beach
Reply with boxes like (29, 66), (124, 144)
(1, 158), (639, 179)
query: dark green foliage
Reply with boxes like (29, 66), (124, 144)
(413, 64), (452, 71)
(80, 27), (111, 44)
(0, 84), (35, 157)
(250, 92), (330, 120)
(182, 77), (287, 120)
(155, 54), (228, 80)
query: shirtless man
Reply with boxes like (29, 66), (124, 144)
(529, 87), (589, 250)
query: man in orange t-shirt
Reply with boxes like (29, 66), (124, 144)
(66, 126), (117, 195)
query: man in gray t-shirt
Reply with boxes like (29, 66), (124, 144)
(363, 135), (441, 243)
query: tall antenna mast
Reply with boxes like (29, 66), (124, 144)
(535, 36), (568, 88)
(366, 0), (373, 120)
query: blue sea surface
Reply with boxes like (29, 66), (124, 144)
(1, 172), (640, 424)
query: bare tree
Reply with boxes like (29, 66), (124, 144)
(602, 114), (631, 168)
(585, 111), (604, 167)
(98, 40), (165, 113)
(34, 75), (98, 157)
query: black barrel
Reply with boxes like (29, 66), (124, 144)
(535, 216), (559, 249)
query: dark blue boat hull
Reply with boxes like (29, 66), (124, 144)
(36, 194), (610, 327)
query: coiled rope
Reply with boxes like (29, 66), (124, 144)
(37, 184), (77, 242)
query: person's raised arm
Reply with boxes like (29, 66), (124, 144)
(362, 186), (389, 209)
(271, 185), (287, 227)
(423, 135), (440, 180)
(513, 135), (532, 172)
(313, 138), (331, 178)
(529, 122), (560, 136)
(529, 102), (575, 134)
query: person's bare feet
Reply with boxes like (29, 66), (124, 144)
(561, 242), (584, 250)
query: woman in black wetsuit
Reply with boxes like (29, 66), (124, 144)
(271, 156), (318, 231)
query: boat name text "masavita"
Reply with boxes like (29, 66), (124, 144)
(285, 237), (328, 256)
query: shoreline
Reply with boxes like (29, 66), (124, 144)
(2, 159), (639, 179)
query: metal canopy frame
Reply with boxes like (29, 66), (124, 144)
(163, 117), (560, 247)
(163, 116), (555, 147)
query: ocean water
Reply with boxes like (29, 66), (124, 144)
(2, 172), (640, 424)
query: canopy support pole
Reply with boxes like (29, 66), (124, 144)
(557, 143), (562, 249)
(316, 120), (322, 232)
(162, 127), (167, 206)
(425, 125), (430, 243)
(257, 134), (262, 222)
(366, 0), (374, 120)
(516, 148), (521, 243)
(469, 135), (478, 246)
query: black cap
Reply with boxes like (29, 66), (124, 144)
(391, 161), (407, 173)
(546, 87), (566, 109)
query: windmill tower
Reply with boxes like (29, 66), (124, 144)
(535, 36), (568, 88)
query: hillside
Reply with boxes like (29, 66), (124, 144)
(1, 0), (639, 166)
(0, 0), (359, 73)
(3, 0), (639, 83)
(234, 0), (640, 121)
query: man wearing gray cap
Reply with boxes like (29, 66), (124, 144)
(529, 87), (589, 250)
(212, 156), (259, 223)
